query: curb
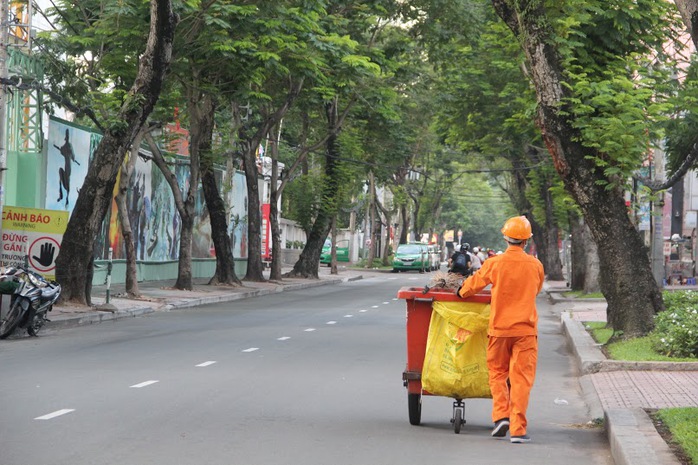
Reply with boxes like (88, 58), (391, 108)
(47, 306), (156, 328)
(606, 409), (681, 465)
(559, 306), (691, 465)
(560, 312), (698, 374)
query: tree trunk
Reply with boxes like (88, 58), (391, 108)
(410, 192), (421, 241)
(55, 0), (177, 305)
(240, 140), (265, 281)
(286, 99), (341, 279)
(330, 216), (338, 275)
(171, 91), (210, 290)
(239, 82), (303, 282)
(537, 176), (564, 280)
(381, 210), (393, 267)
(144, 90), (207, 290)
(675, 0), (698, 49)
(492, 0), (663, 336)
(399, 204), (409, 244)
(115, 130), (144, 298)
(269, 125), (283, 282)
(202, 165), (241, 286)
(583, 225), (601, 295)
(366, 172), (377, 268)
(569, 211), (586, 291)
(529, 213), (564, 280)
(201, 103), (241, 286)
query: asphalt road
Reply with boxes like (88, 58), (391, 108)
(0, 272), (613, 465)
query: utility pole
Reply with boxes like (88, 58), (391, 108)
(0, 0), (8, 259)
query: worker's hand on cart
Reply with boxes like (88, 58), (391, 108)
(454, 281), (464, 298)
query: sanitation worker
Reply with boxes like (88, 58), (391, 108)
(456, 216), (544, 444)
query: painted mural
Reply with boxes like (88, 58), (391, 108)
(45, 118), (93, 212)
(46, 118), (249, 263)
(228, 170), (248, 259)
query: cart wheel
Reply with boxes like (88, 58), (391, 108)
(408, 393), (421, 425)
(453, 408), (463, 434)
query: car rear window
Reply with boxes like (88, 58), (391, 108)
(398, 245), (422, 254)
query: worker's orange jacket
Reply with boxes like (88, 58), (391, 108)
(457, 245), (544, 337)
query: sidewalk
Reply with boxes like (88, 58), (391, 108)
(42, 273), (698, 465)
(548, 281), (698, 465)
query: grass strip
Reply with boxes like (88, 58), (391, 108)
(656, 408), (698, 465)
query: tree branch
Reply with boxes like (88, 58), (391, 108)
(635, 140), (698, 192)
(0, 76), (104, 131)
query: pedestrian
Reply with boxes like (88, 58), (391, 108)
(476, 246), (487, 263)
(448, 243), (472, 276)
(455, 216), (544, 444)
(471, 246), (482, 271)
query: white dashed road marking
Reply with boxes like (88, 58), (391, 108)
(130, 380), (159, 388)
(29, 289), (401, 424)
(35, 409), (75, 420)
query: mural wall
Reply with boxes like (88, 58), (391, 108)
(46, 117), (248, 263)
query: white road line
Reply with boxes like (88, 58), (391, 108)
(130, 380), (159, 388)
(304, 328), (316, 332)
(277, 336), (291, 341)
(242, 347), (259, 353)
(371, 305), (379, 308)
(392, 298), (398, 300)
(196, 361), (217, 367)
(383, 301), (390, 304)
(35, 409), (75, 420)
(326, 321), (337, 325)
(344, 314), (353, 318)
(359, 309), (367, 313)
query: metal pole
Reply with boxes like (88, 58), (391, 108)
(651, 146), (666, 287)
(105, 247), (113, 304)
(0, 0), (9, 261)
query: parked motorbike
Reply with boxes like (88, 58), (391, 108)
(0, 266), (61, 339)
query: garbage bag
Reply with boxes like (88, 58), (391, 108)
(421, 300), (492, 399)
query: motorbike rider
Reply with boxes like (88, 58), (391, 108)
(448, 243), (472, 276)
(455, 216), (544, 444)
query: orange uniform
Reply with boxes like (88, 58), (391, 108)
(457, 244), (544, 437)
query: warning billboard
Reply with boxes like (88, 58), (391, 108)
(1, 206), (69, 280)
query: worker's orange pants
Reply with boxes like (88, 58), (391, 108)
(487, 335), (538, 436)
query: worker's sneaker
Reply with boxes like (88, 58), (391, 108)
(510, 435), (531, 444)
(491, 418), (510, 437)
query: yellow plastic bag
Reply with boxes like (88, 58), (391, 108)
(421, 301), (492, 399)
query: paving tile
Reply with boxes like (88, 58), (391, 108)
(591, 371), (698, 409)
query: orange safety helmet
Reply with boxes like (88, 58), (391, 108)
(501, 216), (532, 243)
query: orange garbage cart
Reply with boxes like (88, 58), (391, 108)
(397, 286), (491, 433)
